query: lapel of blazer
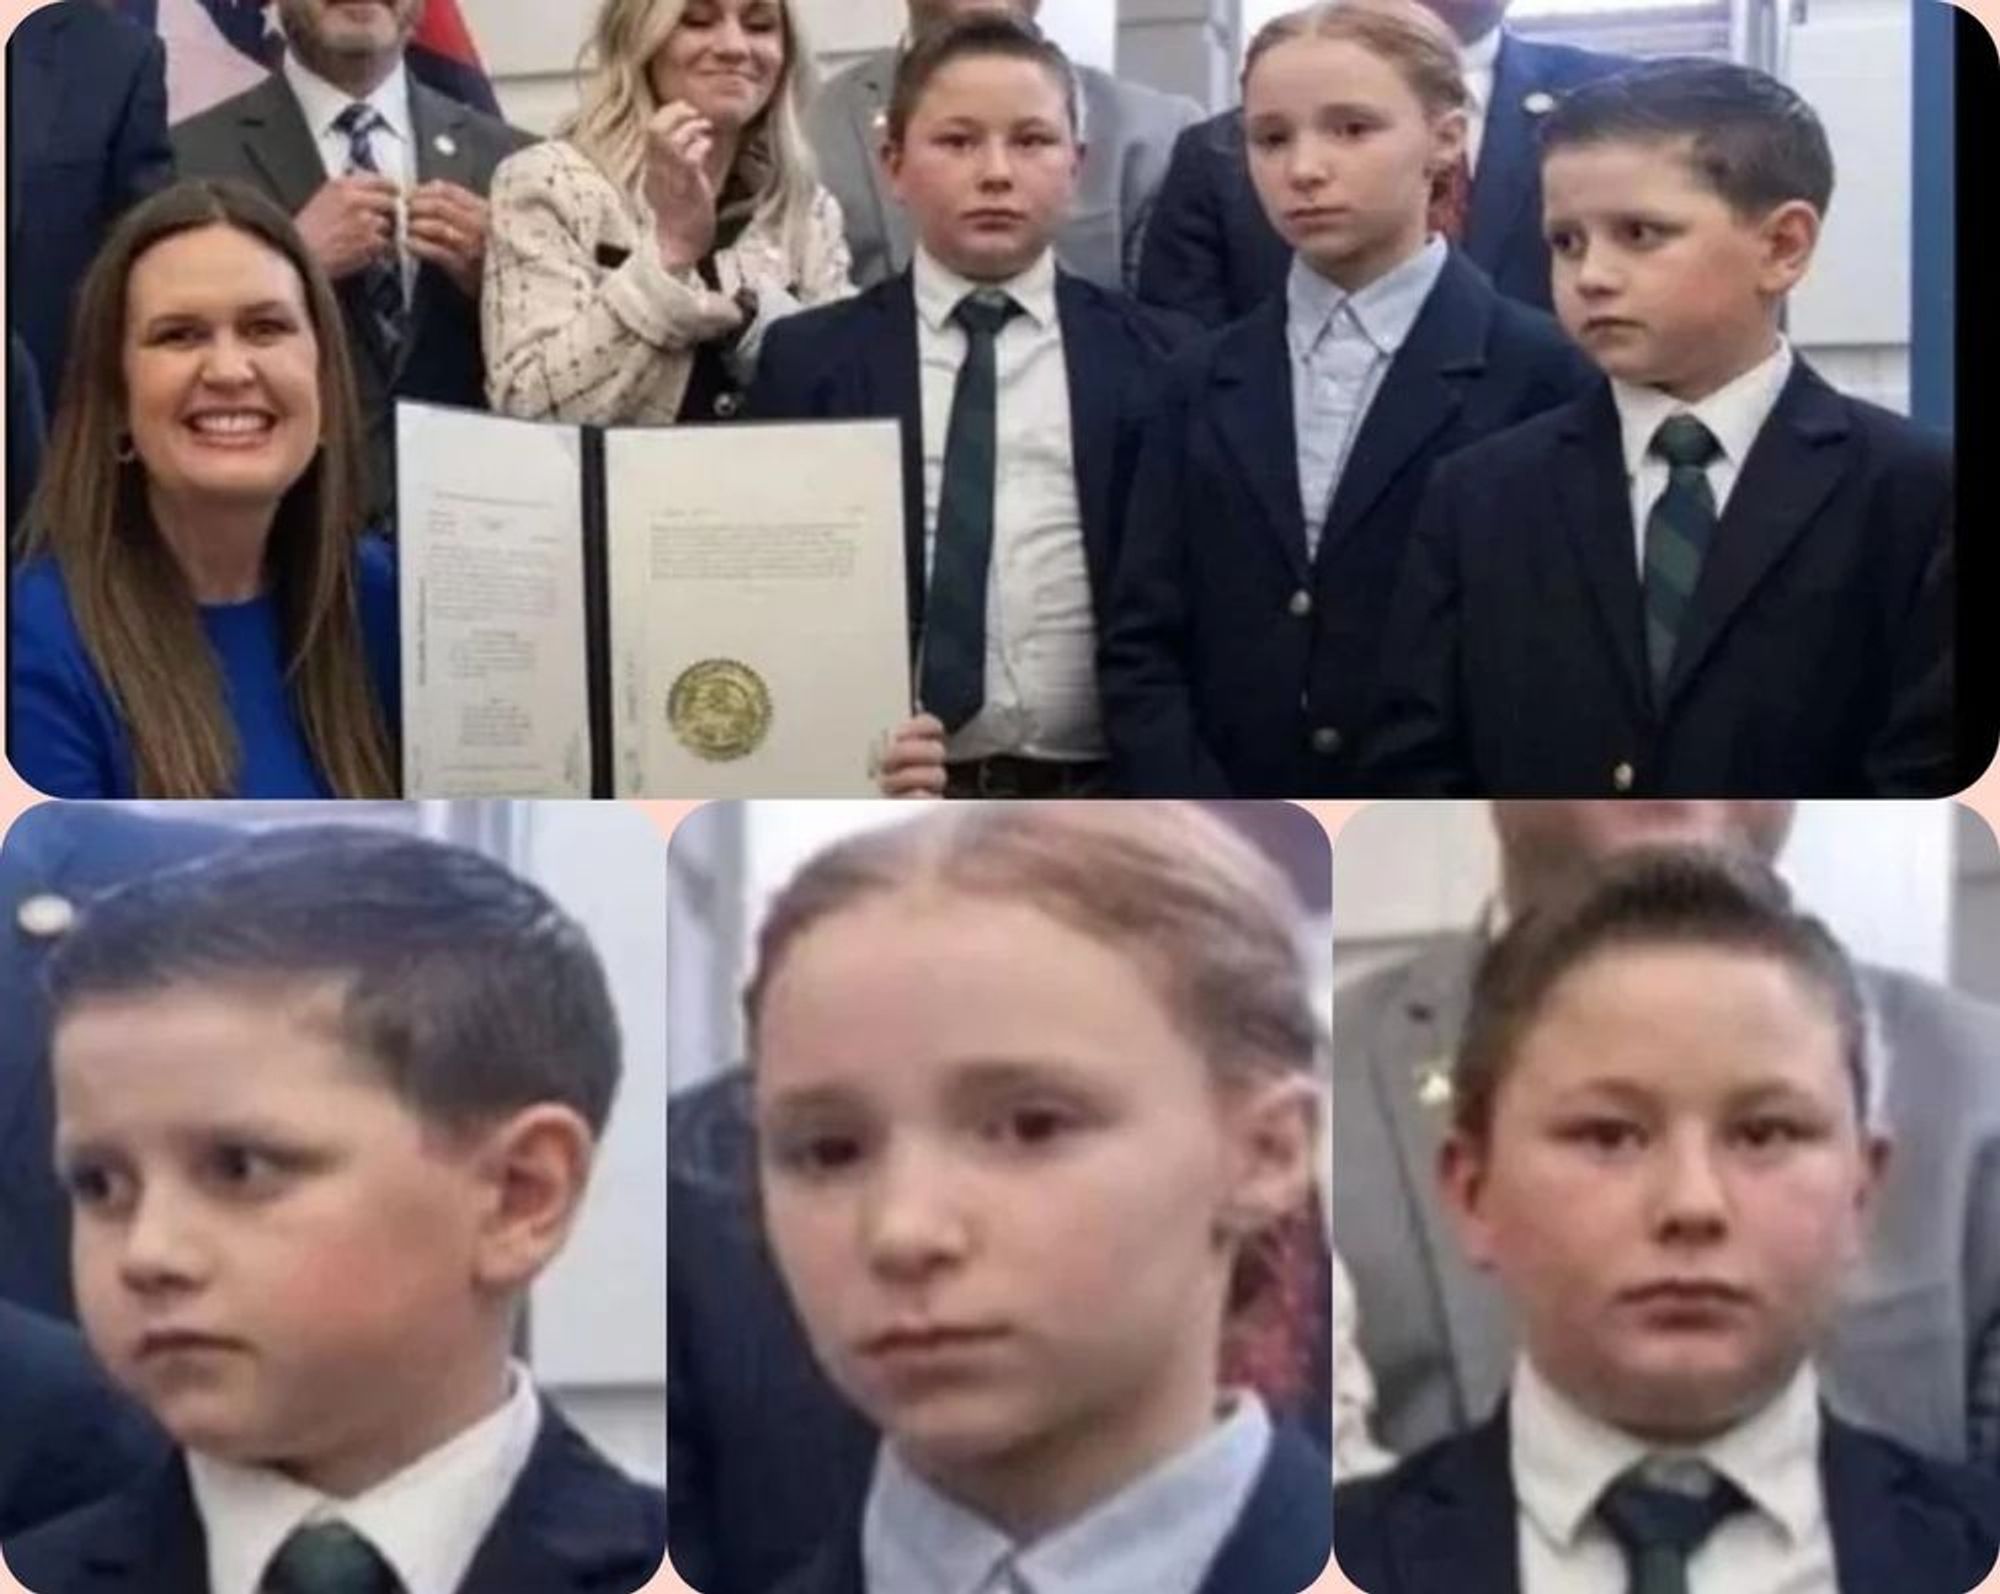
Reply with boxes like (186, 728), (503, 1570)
(858, 276), (928, 654)
(55, 1456), (210, 1594)
(851, 52), (911, 274)
(1321, 251), (1484, 556)
(399, 82), (485, 377)
(1555, 384), (1653, 719)
(1387, 1404), (1522, 1594)
(1054, 272), (1120, 605)
(1368, 932), (1517, 1425)
(1462, 33), (1546, 274)
(1819, 1409), (1976, 1594)
(1212, 298), (1311, 583)
(455, 1401), (665, 1594)
(1195, 1423), (1335, 1594)
(1657, 360), (1850, 711)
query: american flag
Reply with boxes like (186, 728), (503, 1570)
(113, 0), (502, 126)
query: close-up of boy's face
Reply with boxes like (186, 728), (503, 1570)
(752, 891), (1288, 1501)
(1441, 942), (1884, 1442)
(53, 983), (502, 1493)
(886, 55), (1081, 283)
(1542, 136), (1818, 401)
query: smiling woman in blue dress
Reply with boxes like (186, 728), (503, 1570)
(8, 179), (398, 799)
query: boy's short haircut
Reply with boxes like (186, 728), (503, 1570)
(1453, 846), (1869, 1140)
(884, 11), (1080, 148)
(1540, 57), (1835, 218)
(43, 826), (622, 1136)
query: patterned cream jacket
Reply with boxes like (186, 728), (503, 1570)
(482, 138), (853, 425)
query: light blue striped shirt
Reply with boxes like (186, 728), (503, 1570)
(861, 1394), (1273, 1594)
(1287, 237), (1449, 559)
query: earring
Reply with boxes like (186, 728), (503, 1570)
(114, 433), (136, 465)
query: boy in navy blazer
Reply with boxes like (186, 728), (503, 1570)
(3, 828), (664, 1594)
(750, 14), (1190, 800)
(1101, 0), (1592, 799)
(1334, 847), (2000, 1594)
(1366, 60), (1956, 796)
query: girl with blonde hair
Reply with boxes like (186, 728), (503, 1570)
(483, 0), (851, 425)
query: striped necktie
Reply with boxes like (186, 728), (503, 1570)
(330, 101), (408, 359)
(920, 289), (1022, 734)
(262, 1521), (402, 1594)
(1641, 413), (1721, 694)
(1596, 1460), (1749, 1594)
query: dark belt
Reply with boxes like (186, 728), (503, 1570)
(944, 756), (1111, 799)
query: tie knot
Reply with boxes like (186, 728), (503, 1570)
(264, 1521), (400, 1594)
(1650, 413), (1720, 469)
(952, 290), (1021, 340)
(332, 102), (384, 141)
(1596, 1460), (1747, 1560)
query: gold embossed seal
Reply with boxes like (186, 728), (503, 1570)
(668, 658), (772, 761)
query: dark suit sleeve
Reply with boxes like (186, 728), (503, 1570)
(745, 318), (819, 422)
(1360, 461), (1476, 795)
(9, 334), (48, 538)
(1865, 491), (1956, 795)
(111, 32), (174, 210)
(664, 1250), (721, 1594)
(1135, 127), (1236, 330)
(1098, 386), (1234, 797)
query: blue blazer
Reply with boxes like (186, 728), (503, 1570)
(1333, 1401), (2000, 1594)
(0, 804), (242, 1319)
(1364, 360), (1958, 796)
(748, 269), (1194, 667)
(1136, 33), (1633, 326)
(5, 0), (173, 405)
(1101, 249), (1593, 797)
(0, 1300), (166, 1542)
(2, 1399), (666, 1594)
(769, 1419), (1333, 1594)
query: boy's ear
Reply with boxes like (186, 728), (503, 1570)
(1756, 198), (1821, 296)
(1431, 107), (1469, 176)
(1221, 1074), (1320, 1233)
(466, 1105), (597, 1293)
(878, 135), (904, 196)
(1437, 1129), (1500, 1273)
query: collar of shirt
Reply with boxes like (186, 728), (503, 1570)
(1611, 338), (1795, 487)
(188, 1361), (543, 1594)
(862, 1393), (1273, 1594)
(1511, 1353), (1824, 1556)
(1461, 25), (1502, 110)
(913, 244), (1060, 338)
(1285, 235), (1448, 366)
(284, 51), (415, 157)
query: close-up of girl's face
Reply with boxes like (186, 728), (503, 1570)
(1441, 941), (1885, 1443)
(1243, 33), (1462, 286)
(751, 889), (1261, 1479)
(648, 0), (788, 132)
(120, 223), (324, 516)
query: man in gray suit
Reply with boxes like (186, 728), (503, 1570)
(1333, 801), (2000, 1468)
(172, 0), (533, 524)
(807, 0), (1199, 291)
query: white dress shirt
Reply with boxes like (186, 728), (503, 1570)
(1511, 1355), (1838, 1594)
(863, 1393), (1272, 1594)
(912, 245), (1101, 762)
(283, 52), (416, 297)
(188, 1362), (542, 1594)
(1611, 339), (1794, 571)
(1286, 237), (1448, 559)
(1461, 26), (1503, 174)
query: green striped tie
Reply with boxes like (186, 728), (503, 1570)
(1596, 1461), (1748, 1594)
(262, 1522), (402, 1594)
(1642, 413), (1722, 694)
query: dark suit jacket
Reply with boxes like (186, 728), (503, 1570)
(749, 269), (1193, 667)
(0, 804), (241, 1319)
(1101, 250), (1593, 797)
(1363, 359), (1956, 796)
(6, 0), (173, 404)
(9, 332), (47, 542)
(2, 1398), (666, 1594)
(1333, 1402), (2000, 1594)
(0, 1300), (166, 1541)
(770, 1419), (1332, 1594)
(170, 73), (535, 524)
(1136, 33), (1632, 326)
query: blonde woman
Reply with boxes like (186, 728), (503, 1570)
(483, 0), (851, 425)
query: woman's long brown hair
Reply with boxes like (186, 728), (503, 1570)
(20, 178), (396, 797)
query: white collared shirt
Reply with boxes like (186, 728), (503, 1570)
(911, 245), (1101, 762)
(282, 52), (416, 295)
(188, 1362), (542, 1594)
(1611, 339), (1794, 571)
(863, 1393), (1273, 1594)
(1285, 236), (1448, 557)
(1511, 1355), (1837, 1594)
(1461, 26), (1503, 174)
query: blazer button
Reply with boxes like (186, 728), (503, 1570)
(1288, 589), (1313, 619)
(714, 391), (743, 419)
(1612, 761), (1635, 792)
(16, 892), (77, 939)
(1312, 726), (1343, 756)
